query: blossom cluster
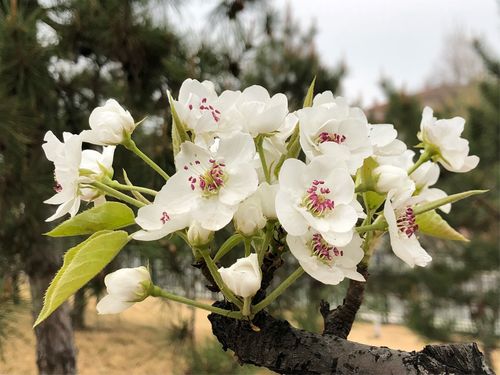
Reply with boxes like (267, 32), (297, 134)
(43, 79), (479, 314)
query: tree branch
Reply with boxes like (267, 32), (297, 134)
(320, 264), (369, 338)
(208, 303), (494, 375)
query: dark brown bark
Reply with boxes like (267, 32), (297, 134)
(71, 287), (86, 330)
(26, 241), (76, 375)
(208, 304), (494, 375)
(320, 264), (369, 338)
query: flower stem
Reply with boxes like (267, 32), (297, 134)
(151, 286), (243, 319)
(244, 238), (251, 257)
(106, 180), (158, 196)
(408, 149), (432, 175)
(259, 223), (274, 265)
(253, 267), (304, 313)
(89, 181), (146, 208)
(356, 216), (387, 234)
(199, 249), (243, 309)
(256, 136), (271, 183)
(242, 297), (251, 316)
(123, 138), (170, 181)
(213, 234), (244, 262)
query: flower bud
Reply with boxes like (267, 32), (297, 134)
(82, 99), (136, 145)
(233, 195), (266, 236)
(187, 222), (213, 247)
(255, 182), (278, 219)
(96, 266), (152, 314)
(218, 254), (262, 298)
(373, 165), (415, 207)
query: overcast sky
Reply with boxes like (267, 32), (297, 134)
(173, 1), (500, 106)
(275, 0), (500, 105)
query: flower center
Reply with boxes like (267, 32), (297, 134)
(189, 97), (221, 123)
(397, 206), (418, 238)
(185, 159), (227, 197)
(310, 233), (343, 264)
(316, 131), (346, 144)
(160, 211), (170, 224)
(302, 180), (334, 217)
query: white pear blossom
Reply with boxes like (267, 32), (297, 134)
(384, 190), (432, 267)
(160, 132), (258, 231)
(298, 95), (372, 174)
(235, 85), (289, 137)
(96, 267), (152, 314)
(81, 99), (136, 145)
(418, 106), (479, 172)
(276, 156), (359, 247)
(43, 131), (115, 221)
(218, 253), (262, 298)
(287, 230), (365, 285)
(234, 194), (267, 236)
(172, 79), (241, 143)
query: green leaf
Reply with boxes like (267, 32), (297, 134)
(34, 230), (129, 327)
(364, 191), (385, 211)
(303, 76), (316, 108)
(416, 210), (468, 242)
(45, 202), (135, 237)
(414, 190), (488, 215)
(168, 92), (190, 155)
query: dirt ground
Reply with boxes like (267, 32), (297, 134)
(1, 296), (498, 374)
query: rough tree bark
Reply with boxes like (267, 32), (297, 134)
(209, 304), (494, 375)
(204, 245), (493, 374)
(26, 241), (77, 375)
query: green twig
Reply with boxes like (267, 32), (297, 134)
(123, 138), (170, 181)
(89, 181), (146, 208)
(151, 286), (243, 319)
(253, 267), (305, 313)
(199, 249), (243, 309)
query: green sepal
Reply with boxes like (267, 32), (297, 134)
(45, 202), (136, 237)
(34, 230), (130, 327)
(416, 210), (468, 242)
(303, 76), (316, 108)
(168, 92), (190, 155)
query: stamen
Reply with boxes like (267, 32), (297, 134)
(396, 206), (419, 238)
(186, 159), (227, 197)
(54, 182), (63, 193)
(316, 131), (346, 145)
(310, 233), (344, 264)
(160, 211), (170, 224)
(302, 180), (334, 217)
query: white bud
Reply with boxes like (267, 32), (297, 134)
(255, 182), (279, 219)
(373, 165), (415, 206)
(218, 254), (262, 298)
(234, 194), (266, 236)
(82, 99), (136, 145)
(187, 222), (213, 247)
(96, 266), (152, 314)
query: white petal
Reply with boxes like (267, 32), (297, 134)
(275, 191), (308, 236)
(96, 294), (134, 314)
(219, 163), (258, 206)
